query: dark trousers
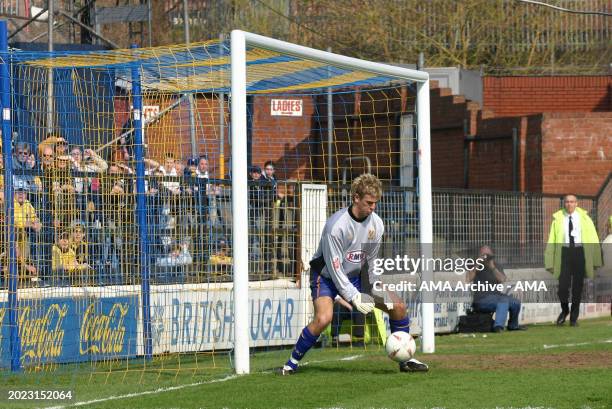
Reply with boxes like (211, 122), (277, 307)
(558, 246), (585, 322)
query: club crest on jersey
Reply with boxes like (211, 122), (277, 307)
(332, 257), (341, 272)
(345, 250), (366, 264)
(368, 229), (375, 240)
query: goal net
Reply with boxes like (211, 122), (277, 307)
(0, 28), (431, 380)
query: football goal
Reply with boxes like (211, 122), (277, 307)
(0, 23), (432, 378)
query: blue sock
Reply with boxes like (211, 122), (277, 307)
(389, 317), (410, 334)
(285, 327), (318, 370)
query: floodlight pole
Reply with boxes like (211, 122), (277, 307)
(230, 30), (250, 375)
(0, 20), (22, 372)
(417, 80), (435, 354)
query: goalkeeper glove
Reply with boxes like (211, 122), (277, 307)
(351, 293), (375, 315)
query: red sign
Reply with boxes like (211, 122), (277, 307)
(271, 99), (303, 116)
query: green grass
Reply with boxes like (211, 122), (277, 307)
(2, 317), (612, 409)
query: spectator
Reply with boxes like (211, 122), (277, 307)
(0, 192), (38, 285)
(37, 145), (56, 277)
(103, 163), (136, 282)
(248, 165), (264, 270)
(158, 153), (181, 195)
(26, 153), (37, 170)
(13, 182), (42, 234)
(261, 160), (284, 200)
(38, 133), (68, 158)
(52, 231), (90, 284)
(55, 138), (69, 157)
(12, 182), (42, 281)
(196, 155), (209, 178)
(545, 194), (602, 327)
(184, 158), (197, 177)
(256, 164), (276, 275)
(39, 146), (55, 171)
(209, 237), (232, 277)
(70, 222), (89, 266)
(12, 141), (38, 192)
(70, 147), (108, 223)
(466, 245), (526, 333)
(183, 157), (209, 264)
(197, 156), (222, 226)
(143, 164), (164, 263)
(156, 155), (182, 262)
(52, 155), (77, 229)
(71, 147), (108, 173)
(159, 152), (178, 175)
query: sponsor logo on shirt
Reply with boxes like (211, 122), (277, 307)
(345, 250), (366, 264)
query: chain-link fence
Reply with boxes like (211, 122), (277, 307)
(328, 183), (605, 269)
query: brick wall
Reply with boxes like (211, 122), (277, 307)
(251, 96), (317, 181)
(430, 87), (472, 188)
(466, 116), (519, 191)
(541, 113), (612, 196)
(523, 116), (544, 193)
(429, 89), (612, 196)
(483, 76), (612, 117)
(131, 81), (611, 197)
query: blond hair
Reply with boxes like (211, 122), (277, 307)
(350, 173), (382, 200)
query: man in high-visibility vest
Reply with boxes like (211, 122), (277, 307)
(545, 194), (602, 327)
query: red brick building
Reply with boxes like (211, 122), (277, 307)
(433, 75), (611, 196)
(142, 75), (611, 197)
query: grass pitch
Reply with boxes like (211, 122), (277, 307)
(2, 317), (612, 409)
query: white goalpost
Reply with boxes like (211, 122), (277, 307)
(230, 30), (434, 374)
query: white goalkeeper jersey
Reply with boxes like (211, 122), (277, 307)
(311, 206), (384, 302)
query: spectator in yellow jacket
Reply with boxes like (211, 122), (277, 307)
(52, 231), (90, 285)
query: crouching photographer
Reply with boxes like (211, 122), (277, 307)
(466, 245), (527, 333)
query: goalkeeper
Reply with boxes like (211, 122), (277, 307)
(279, 174), (428, 375)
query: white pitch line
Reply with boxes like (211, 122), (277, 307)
(543, 339), (612, 349)
(42, 354), (365, 409)
(339, 355), (362, 361)
(41, 374), (238, 409)
(301, 354), (364, 366)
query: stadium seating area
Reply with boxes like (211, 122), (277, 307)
(3, 141), (299, 288)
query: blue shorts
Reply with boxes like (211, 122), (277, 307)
(310, 270), (361, 301)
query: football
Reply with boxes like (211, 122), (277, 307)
(385, 331), (416, 362)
